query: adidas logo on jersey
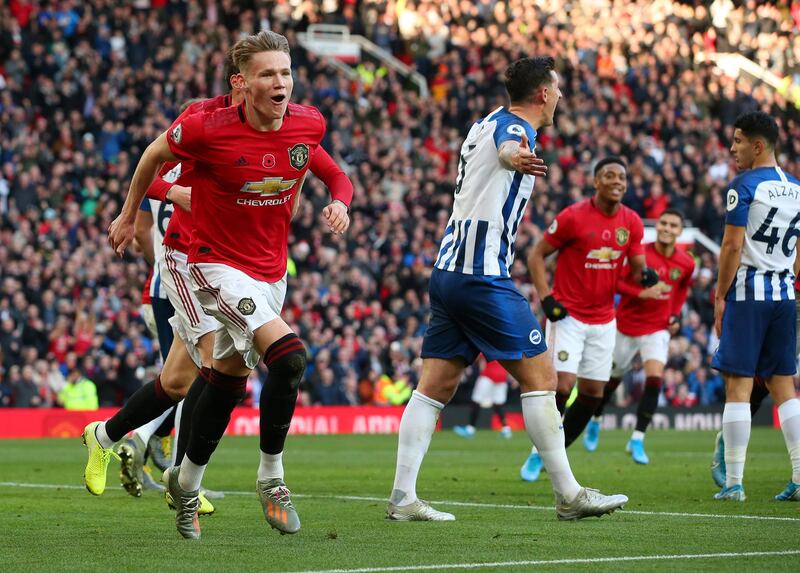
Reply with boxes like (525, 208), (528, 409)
(235, 156), (248, 166)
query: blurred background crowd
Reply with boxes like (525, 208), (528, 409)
(1, 0), (798, 410)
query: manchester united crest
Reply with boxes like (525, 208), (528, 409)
(237, 297), (256, 316)
(670, 267), (681, 281)
(615, 227), (630, 246)
(289, 143), (309, 170)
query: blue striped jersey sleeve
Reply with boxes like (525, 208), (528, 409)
(725, 174), (753, 227)
(492, 113), (537, 150)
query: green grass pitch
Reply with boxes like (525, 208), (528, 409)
(1, 429), (799, 572)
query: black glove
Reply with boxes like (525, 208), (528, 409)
(668, 314), (682, 332)
(641, 267), (659, 288)
(542, 295), (568, 322)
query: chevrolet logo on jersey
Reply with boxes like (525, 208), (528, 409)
(585, 247), (622, 270)
(586, 247), (622, 261)
(240, 177), (297, 196)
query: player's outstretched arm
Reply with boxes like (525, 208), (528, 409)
(497, 134), (548, 177)
(714, 224), (746, 337)
(109, 132), (178, 256)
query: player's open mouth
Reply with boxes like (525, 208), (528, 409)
(271, 95), (286, 104)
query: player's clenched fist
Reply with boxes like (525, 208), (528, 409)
(322, 200), (349, 235)
(108, 215), (135, 257)
(541, 294), (568, 322)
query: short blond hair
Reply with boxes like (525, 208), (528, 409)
(231, 30), (290, 72)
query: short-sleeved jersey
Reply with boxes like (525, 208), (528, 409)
(725, 166), (800, 302)
(616, 243), (695, 337)
(434, 107), (537, 277)
(167, 102), (325, 282)
(544, 198), (645, 324)
(160, 94), (231, 254)
(139, 197), (171, 300)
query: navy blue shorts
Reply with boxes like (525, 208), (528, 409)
(421, 269), (547, 364)
(712, 299), (797, 378)
(152, 297), (176, 362)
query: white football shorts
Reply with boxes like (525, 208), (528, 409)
(188, 262), (287, 369)
(610, 329), (670, 378)
(546, 315), (616, 381)
(471, 375), (508, 407)
(159, 247), (218, 368)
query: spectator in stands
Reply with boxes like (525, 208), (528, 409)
(58, 367), (98, 411)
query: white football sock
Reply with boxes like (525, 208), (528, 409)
(172, 400), (184, 466)
(258, 451), (284, 481)
(521, 390), (581, 502)
(390, 390), (444, 507)
(178, 456), (206, 492)
(778, 399), (800, 484)
(94, 422), (114, 449)
(631, 430), (645, 442)
(722, 402), (751, 488)
(134, 408), (172, 446)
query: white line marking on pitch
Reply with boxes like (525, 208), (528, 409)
(2, 482), (799, 523)
(285, 550), (800, 573)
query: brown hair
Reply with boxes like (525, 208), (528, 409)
(231, 30), (290, 73)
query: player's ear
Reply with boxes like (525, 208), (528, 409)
(231, 73), (246, 90)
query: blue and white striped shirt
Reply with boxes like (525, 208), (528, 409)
(726, 166), (800, 302)
(434, 107), (536, 277)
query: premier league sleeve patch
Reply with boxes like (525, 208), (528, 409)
(289, 143), (309, 170)
(171, 123), (182, 145)
(237, 298), (256, 316)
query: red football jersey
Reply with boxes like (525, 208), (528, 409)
(616, 243), (695, 337)
(480, 358), (507, 384)
(166, 102), (326, 282)
(159, 94), (231, 253)
(544, 198), (645, 324)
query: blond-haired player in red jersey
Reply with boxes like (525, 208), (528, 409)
(582, 208), (695, 465)
(105, 30), (352, 540)
(520, 156), (657, 481)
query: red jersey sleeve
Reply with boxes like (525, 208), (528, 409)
(627, 213), (645, 258)
(145, 161), (179, 202)
(310, 147), (353, 208)
(543, 207), (575, 249)
(671, 256), (695, 316)
(166, 113), (206, 162)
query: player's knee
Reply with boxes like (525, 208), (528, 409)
(160, 372), (190, 401)
(264, 334), (307, 392)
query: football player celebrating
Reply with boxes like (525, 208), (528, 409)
(520, 156), (657, 481)
(105, 31), (353, 539)
(582, 208), (695, 464)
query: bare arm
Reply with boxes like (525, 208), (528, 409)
(714, 224), (746, 336)
(134, 209), (155, 266)
(527, 238), (559, 299)
(109, 132), (177, 256)
(627, 253), (647, 285)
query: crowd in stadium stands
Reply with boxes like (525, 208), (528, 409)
(0, 0), (798, 410)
